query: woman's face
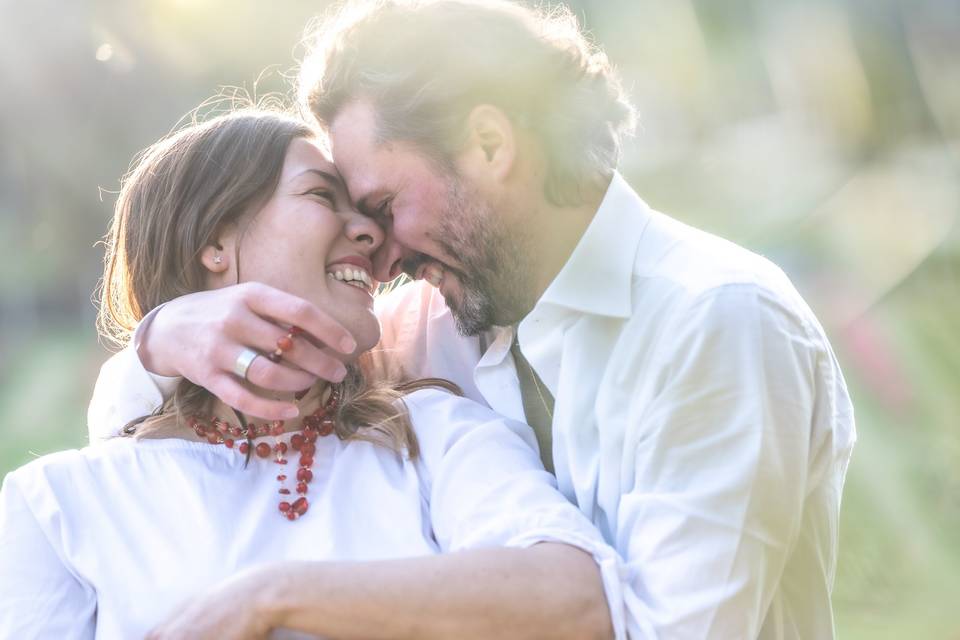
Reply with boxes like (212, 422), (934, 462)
(212, 137), (384, 356)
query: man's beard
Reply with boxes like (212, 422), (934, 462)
(433, 180), (536, 336)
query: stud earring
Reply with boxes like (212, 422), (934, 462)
(213, 255), (223, 264)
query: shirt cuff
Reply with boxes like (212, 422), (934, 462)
(504, 526), (634, 640)
(133, 303), (182, 394)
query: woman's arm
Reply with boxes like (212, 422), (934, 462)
(0, 473), (96, 639)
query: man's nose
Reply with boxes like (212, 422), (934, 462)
(371, 235), (406, 282)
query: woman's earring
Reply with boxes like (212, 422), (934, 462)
(213, 255), (223, 264)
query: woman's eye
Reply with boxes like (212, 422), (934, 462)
(307, 189), (335, 205)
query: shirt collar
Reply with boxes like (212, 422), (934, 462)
(534, 172), (651, 319)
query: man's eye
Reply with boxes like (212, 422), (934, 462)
(374, 198), (393, 223)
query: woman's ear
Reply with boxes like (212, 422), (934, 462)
(199, 241), (229, 275)
(201, 220), (246, 288)
(200, 222), (241, 287)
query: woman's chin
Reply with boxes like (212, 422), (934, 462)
(342, 313), (381, 360)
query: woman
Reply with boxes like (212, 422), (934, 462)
(0, 109), (620, 639)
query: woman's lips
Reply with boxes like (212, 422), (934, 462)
(327, 254), (374, 274)
(325, 263), (375, 293)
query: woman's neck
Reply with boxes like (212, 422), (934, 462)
(132, 381), (335, 442)
(207, 381), (333, 435)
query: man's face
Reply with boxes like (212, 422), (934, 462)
(329, 99), (534, 335)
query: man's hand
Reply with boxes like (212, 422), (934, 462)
(139, 282), (357, 420)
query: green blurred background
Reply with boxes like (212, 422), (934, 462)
(1, 0), (957, 636)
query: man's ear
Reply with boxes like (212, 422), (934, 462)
(457, 104), (516, 183)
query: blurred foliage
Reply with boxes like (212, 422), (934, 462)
(1, 0), (957, 636)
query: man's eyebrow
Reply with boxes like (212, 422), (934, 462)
(354, 187), (388, 217)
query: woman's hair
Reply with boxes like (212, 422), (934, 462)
(98, 106), (453, 456)
(299, 0), (636, 205)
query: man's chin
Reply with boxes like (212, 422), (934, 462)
(446, 292), (495, 337)
(446, 281), (532, 336)
(454, 321), (490, 337)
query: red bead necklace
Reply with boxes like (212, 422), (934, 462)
(187, 386), (339, 521)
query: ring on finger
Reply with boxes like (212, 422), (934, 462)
(233, 347), (261, 380)
(268, 325), (303, 363)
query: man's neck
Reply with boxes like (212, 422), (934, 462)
(527, 176), (610, 304)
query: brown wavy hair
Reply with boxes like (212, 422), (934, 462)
(98, 106), (457, 456)
(299, 0), (636, 205)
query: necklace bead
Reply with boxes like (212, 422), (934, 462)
(187, 386), (339, 521)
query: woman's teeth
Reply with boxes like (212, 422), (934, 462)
(327, 267), (373, 291)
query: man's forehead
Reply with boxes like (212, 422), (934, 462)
(343, 173), (383, 210)
(328, 99), (379, 154)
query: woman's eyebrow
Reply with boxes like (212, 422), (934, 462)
(292, 168), (344, 188)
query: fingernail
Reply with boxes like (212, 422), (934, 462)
(282, 406), (300, 419)
(340, 336), (356, 353)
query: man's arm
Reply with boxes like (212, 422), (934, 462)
(148, 544), (611, 640)
(615, 285), (853, 637)
(271, 544), (611, 639)
(148, 390), (625, 640)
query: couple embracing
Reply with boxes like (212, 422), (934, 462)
(0, 1), (855, 638)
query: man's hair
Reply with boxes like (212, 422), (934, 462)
(300, 0), (636, 205)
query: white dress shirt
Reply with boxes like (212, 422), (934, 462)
(86, 173), (856, 638)
(1, 389), (623, 639)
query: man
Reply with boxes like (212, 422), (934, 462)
(90, 1), (856, 637)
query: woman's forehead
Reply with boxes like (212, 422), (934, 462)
(284, 136), (336, 173)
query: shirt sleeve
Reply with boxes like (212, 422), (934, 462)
(616, 284), (831, 638)
(405, 388), (632, 638)
(371, 280), (488, 405)
(86, 345), (179, 442)
(0, 472), (97, 639)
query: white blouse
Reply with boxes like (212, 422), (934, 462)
(0, 389), (622, 639)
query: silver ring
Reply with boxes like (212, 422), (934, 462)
(232, 348), (260, 380)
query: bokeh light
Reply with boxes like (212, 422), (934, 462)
(1, 1), (957, 637)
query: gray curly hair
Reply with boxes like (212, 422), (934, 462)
(299, 0), (636, 205)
